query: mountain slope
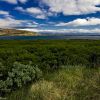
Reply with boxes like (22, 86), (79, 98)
(0, 29), (40, 36)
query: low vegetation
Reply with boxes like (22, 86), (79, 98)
(8, 66), (100, 100)
(0, 62), (42, 98)
(0, 40), (100, 100)
(0, 40), (100, 69)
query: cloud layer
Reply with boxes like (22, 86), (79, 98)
(42, 0), (100, 15)
(56, 17), (100, 26)
(15, 7), (46, 19)
(0, 17), (24, 28)
(0, 10), (9, 15)
(1, 0), (27, 4)
(19, 28), (100, 34)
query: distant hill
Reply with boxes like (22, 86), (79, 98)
(0, 29), (40, 36)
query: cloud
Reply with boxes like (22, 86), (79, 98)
(56, 17), (100, 26)
(0, 10), (39, 28)
(19, 28), (100, 34)
(24, 21), (39, 27)
(26, 7), (43, 15)
(42, 0), (100, 15)
(26, 7), (47, 19)
(1, 0), (28, 4)
(15, 7), (46, 19)
(36, 14), (46, 19)
(1, 0), (17, 4)
(19, 0), (28, 3)
(0, 10), (12, 17)
(0, 11), (9, 15)
(0, 15), (39, 28)
(15, 7), (25, 12)
(0, 17), (24, 28)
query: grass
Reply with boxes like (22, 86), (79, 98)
(7, 66), (100, 100)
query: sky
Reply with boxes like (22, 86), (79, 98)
(0, 0), (100, 34)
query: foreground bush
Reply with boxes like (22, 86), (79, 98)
(0, 62), (42, 96)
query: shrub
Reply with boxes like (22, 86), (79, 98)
(0, 40), (100, 70)
(0, 62), (42, 91)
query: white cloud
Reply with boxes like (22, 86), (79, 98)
(26, 7), (43, 15)
(36, 14), (46, 19)
(42, 0), (100, 15)
(56, 17), (100, 26)
(15, 7), (46, 19)
(24, 21), (39, 27)
(25, 7), (46, 19)
(15, 7), (25, 12)
(0, 11), (39, 28)
(0, 10), (12, 17)
(0, 17), (23, 28)
(1, 0), (17, 4)
(0, 11), (9, 15)
(19, 0), (28, 3)
(1, 0), (28, 4)
(15, 7), (43, 15)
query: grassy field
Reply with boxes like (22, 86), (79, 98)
(0, 40), (100, 100)
(8, 66), (100, 100)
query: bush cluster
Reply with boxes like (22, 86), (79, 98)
(0, 62), (42, 95)
(0, 40), (99, 70)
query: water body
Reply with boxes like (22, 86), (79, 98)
(0, 35), (100, 40)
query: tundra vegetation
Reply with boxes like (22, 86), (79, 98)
(0, 40), (100, 100)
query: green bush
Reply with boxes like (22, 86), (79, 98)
(0, 62), (42, 91)
(35, 40), (100, 70)
(0, 40), (100, 71)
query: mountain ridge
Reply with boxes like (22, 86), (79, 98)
(0, 29), (40, 36)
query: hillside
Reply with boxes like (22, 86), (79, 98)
(0, 29), (40, 36)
